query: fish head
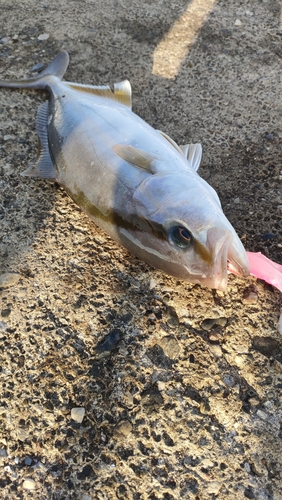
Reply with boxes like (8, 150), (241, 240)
(124, 171), (249, 290)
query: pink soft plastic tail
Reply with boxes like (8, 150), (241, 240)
(246, 251), (282, 292)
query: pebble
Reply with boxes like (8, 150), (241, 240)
(23, 478), (36, 490)
(0, 37), (10, 44)
(222, 374), (235, 387)
(0, 448), (7, 458)
(201, 317), (227, 330)
(24, 457), (32, 466)
(37, 33), (49, 41)
(262, 232), (277, 241)
(81, 495), (92, 500)
(206, 481), (221, 495)
(234, 19), (242, 26)
(209, 332), (222, 341)
(149, 278), (157, 289)
(0, 273), (21, 288)
(160, 336), (180, 358)
(257, 409), (268, 420)
(95, 329), (121, 356)
(200, 399), (211, 414)
(277, 312), (282, 335)
(3, 134), (15, 141)
(209, 344), (223, 358)
(201, 458), (214, 468)
(114, 419), (133, 437)
(243, 288), (258, 304)
(244, 461), (251, 473)
(234, 197), (240, 203)
(71, 407), (85, 423)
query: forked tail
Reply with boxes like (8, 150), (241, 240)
(0, 51), (69, 90)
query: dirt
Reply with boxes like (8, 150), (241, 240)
(0, 0), (282, 499)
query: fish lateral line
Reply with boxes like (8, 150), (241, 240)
(70, 186), (168, 242)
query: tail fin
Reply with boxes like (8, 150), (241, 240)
(0, 51), (69, 90)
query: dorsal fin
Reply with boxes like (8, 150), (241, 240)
(66, 79), (132, 109)
(180, 143), (202, 171)
(113, 144), (157, 172)
(157, 130), (184, 156)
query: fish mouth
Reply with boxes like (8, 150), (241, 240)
(203, 227), (250, 291)
(227, 240), (250, 278)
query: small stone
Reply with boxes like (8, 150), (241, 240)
(206, 481), (221, 495)
(234, 19), (242, 26)
(81, 495), (92, 500)
(159, 336), (180, 359)
(248, 397), (260, 407)
(277, 312), (282, 335)
(71, 407), (85, 423)
(244, 487), (255, 499)
(23, 478), (36, 490)
(0, 448), (7, 457)
(222, 374), (235, 387)
(24, 457), (32, 466)
(262, 232), (277, 241)
(0, 273), (21, 288)
(201, 317), (227, 331)
(243, 287), (258, 304)
(209, 332), (221, 341)
(3, 134), (15, 141)
(200, 399), (211, 414)
(201, 458), (214, 468)
(201, 318), (217, 330)
(244, 461), (251, 472)
(234, 197), (240, 203)
(0, 37), (10, 44)
(149, 278), (157, 289)
(209, 344), (222, 358)
(37, 33), (49, 41)
(95, 329), (121, 356)
(257, 409), (268, 420)
(114, 419), (133, 437)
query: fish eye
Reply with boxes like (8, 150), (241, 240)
(169, 226), (192, 249)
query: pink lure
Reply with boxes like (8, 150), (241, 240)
(246, 252), (282, 292)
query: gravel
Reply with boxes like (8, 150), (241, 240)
(0, 0), (281, 499)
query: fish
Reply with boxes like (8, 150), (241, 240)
(0, 51), (249, 290)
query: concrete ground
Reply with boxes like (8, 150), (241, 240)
(0, 0), (282, 499)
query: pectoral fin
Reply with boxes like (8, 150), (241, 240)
(113, 144), (157, 173)
(22, 101), (57, 180)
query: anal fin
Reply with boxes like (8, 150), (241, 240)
(22, 101), (57, 180)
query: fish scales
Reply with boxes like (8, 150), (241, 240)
(0, 51), (249, 290)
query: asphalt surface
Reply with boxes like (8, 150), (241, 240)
(0, 1), (282, 499)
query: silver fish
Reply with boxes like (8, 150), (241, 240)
(0, 51), (249, 290)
